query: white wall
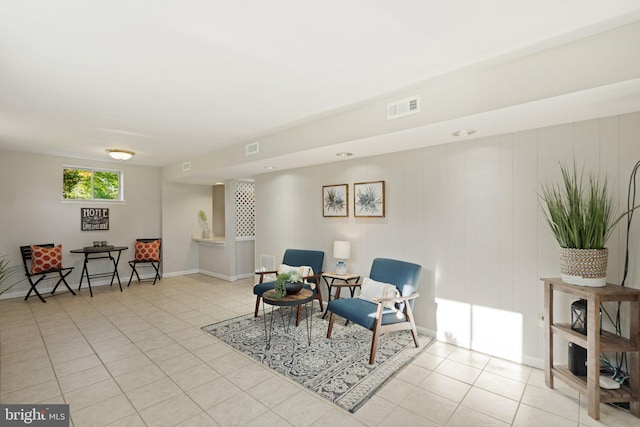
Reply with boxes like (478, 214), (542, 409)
(172, 179), (255, 281)
(255, 112), (640, 367)
(0, 150), (161, 296)
(0, 150), (221, 296)
(212, 184), (225, 237)
(160, 181), (212, 276)
(198, 242), (230, 279)
(236, 240), (255, 278)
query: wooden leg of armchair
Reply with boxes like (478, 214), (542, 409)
(327, 312), (335, 338)
(254, 296), (261, 317)
(405, 303), (419, 347)
(369, 303), (385, 364)
(369, 326), (381, 365)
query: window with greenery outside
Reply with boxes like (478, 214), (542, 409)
(63, 167), (121, 200)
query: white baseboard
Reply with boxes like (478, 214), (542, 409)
(522, 355), (544, 370)
(0, 278), (121, 300)
(198, 270), (254, 281)
(0, 269), (237, 300)
(433, 333), (543, 369)
(163, 269), (198, 278)
(0, 289), (30, 300)
(199, 270), (232, 281)
(417, 326), (437, 337)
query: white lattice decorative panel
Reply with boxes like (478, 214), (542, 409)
(235, 181), (255, 238)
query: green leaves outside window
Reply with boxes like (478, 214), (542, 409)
(63, 167), (121, 200)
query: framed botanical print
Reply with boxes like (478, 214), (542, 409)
(354, 180), (385, 217)
(322, 184), (348, 217)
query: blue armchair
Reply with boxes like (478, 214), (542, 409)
(326, 258), (422, 364)
(254, 249), (324, 325)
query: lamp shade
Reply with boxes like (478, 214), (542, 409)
(333, 241), (351, 260)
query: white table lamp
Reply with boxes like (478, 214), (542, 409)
(333, 240), (351, 275)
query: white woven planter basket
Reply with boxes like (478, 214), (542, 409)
(559, 247), (608, 287)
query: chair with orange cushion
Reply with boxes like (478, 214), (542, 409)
(20, 243), (75, 303)
(127, 238), (161, 286)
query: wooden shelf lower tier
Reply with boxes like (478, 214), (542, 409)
(553, 365), (637, 403)
(551, 323), (638, 352)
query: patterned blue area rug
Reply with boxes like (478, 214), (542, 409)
(201, 308), (433, 412)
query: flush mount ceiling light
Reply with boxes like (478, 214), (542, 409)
(336, 152), (353, 157)
(452, 129), (477, 137)
(264, 166), (277, 170)
(106, 149), (135, 160)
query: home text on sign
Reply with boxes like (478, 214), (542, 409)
(81, 208), (109, 231)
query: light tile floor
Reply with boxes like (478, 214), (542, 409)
(1, 274), (638, 426)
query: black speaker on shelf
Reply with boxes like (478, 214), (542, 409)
(568, 342), (587, 376)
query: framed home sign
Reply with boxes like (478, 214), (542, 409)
(354, 180), (385, 217)
(81, 207), (110, 231)
(322, 184), (348, 217)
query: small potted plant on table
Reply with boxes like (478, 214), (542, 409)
(274, 271), (303, 298)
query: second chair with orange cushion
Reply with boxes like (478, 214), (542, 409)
(127, 238), (162, 286)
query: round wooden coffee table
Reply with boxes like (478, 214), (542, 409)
(261, 288), (314, 349)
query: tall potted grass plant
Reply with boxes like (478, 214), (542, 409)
(540, 162), (633, 287)
(0, 255), (22, 296)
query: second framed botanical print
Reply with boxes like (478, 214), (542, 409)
(322, 184), (348, 217)
(354, 180), (385, 217)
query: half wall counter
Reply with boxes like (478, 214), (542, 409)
(192, 235), (254, 282)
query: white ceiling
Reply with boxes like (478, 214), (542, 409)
(1, 1), (640, 173)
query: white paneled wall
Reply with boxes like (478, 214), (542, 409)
(161, 181), (211, 276)
(255, 112), (640, 366)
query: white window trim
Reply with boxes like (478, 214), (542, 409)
(62, 165), (125, 202)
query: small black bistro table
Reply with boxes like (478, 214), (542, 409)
(70, 246), (128, 297)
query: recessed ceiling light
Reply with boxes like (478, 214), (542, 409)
(336, 152), (353, 157)
(264, 166), (277, 170)
(452, 129), (476, 137)
(214, 182), (224, 185)
(106, 149), (135, 160)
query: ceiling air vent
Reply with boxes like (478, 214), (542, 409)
(246, 141), (259, 156)
(182, 161), (191, 172)
(387, 95), (420, 120)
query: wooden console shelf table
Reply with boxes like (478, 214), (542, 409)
(542, 278), (640, 420)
